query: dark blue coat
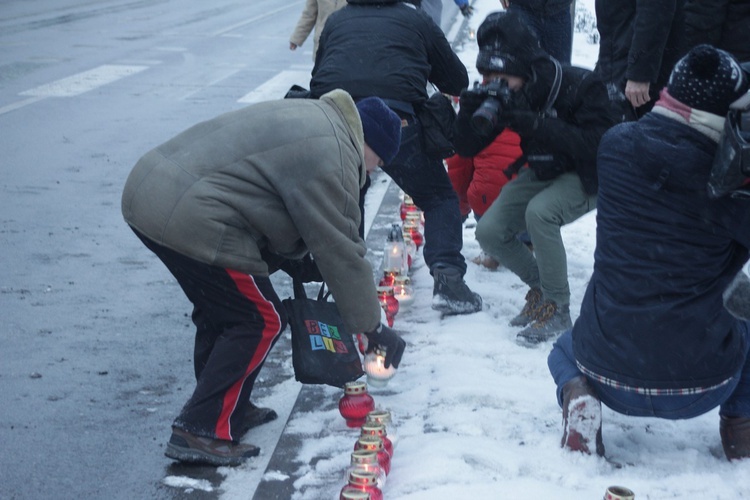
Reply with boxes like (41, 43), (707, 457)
(573, 112), (750, 390)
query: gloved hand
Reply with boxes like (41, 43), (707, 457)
(499, 110), (542, 136)
(459, 3), (474, 17)
(364, 323), (406, 369)
(458, 87), (485, 115)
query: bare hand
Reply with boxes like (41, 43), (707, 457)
(625, 80), (651, 108)
(289, 42), (298, 51)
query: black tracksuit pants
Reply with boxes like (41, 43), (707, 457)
(133, 228), (287, 442)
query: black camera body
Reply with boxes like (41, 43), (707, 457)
(470, 79), (513, 136)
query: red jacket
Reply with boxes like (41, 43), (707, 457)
(446, 129), (523, 217)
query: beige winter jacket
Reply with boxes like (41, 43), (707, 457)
(289, 0), (346, 59)
(121, 90), (381, 333)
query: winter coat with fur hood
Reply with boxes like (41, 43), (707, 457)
(572, 92), (750, 392)
(121, 90), (381, 333)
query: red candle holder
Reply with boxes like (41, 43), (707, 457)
(354, 435), (391, 476)
(377, 270), (398, 288)
(399, 199), (418, 221)
(345, 449), (386, 489)
(366, 409), (398, 451)
(376, 286), (399, 327)
(403, 222), (423, 250)
(359, 422), (394, 458)
(340, 470), (383, 500)
(339, 381), (375, 428)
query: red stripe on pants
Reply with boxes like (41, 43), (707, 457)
(215, 270), (282, 440)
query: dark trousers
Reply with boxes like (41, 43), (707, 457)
(133, 228), (287, 442)
(381, 116), (467, 275)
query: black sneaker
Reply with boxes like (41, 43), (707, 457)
(235, 402), (278, 439)
(509, 288), (542, 327)
(165, 427), (260, 467)
(516, 301), (571, 345)
(431, 266), (482, 315)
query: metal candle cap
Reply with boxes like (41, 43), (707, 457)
(604, 486), (635, 500)
(344, 380), (368, 395)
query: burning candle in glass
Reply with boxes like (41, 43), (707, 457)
(338, 381), (375, 428)
(376, 286), (399, 327)
(354, 435), (391, 476)
(340, 470), (382, 500)
(383, 223), (408, 276)
(399, 195), (418, 221)
(363, 347), (397, 388)
(345, 449), (386, 489)
(402, 234), (415, 271)
(378, 269), (398, 288)
(405, 211), (423, 231)
(366, 409), (398, 450)
(392, 275), (414, 307)
(359, 422), (394, 458)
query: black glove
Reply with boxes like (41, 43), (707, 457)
(458, 87), (485, 115)
(459, 3), (474, 17)
(364, 323), (406, 369)
(498, 110), (542, 136)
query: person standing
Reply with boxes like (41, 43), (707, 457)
(498, 0), (574, 64)
(121, 91), (406, 467)
(684, 0), (750, 62)
(310, 0), (483, 315)
(547, 45), (750, 460)
(594, 0), (686, 117)
(453, 11), (625, 344)
(289, 0), (347, 61)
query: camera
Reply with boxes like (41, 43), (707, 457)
(469, 79), (513, 136)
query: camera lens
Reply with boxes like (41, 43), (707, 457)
(471, 98), (501, 136)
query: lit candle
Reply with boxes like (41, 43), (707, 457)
(345, 449), (386, 489)
(392, 275), (414, 307)
(363, 348), (397, 388)
(338, 381), (375, 428)
(340, 470), (382, 500)
(376, 286), (399, 327)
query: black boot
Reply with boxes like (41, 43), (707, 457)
(431, 266), (482, 315)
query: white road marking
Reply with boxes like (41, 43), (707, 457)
(237, 70), (311, 104)
(19, 64), (148, 97)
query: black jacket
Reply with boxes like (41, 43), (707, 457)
(595, 0), (686, 101)
(309, 0), (468, 112)
(573, 111), (750, 390)
(511, 0), (572, 16)
(453, 59), (624, 194)
(684, 0), (750, 62)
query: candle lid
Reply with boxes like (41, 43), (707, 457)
(356, 435), (384, 451)
(344, 380), (368, 395)
(376, 286), (395, 296)
(366, 409), (392, 424)
(341, 490), (371, 500)
(348, 470), (378, 487)
(350, 449), (379, 465)
(361, 422), (387, 437)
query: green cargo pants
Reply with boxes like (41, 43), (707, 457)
(475, 168), (596, 306)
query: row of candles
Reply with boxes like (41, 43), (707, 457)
(338, 381), (396, 500)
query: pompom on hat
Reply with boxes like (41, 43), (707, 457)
(475, 11), (544, 79)
(667, 44), (749, 116)
(355, 97), (402, 165)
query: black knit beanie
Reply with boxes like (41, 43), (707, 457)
(667, 44), (749, 116)
(356, 97), (402, 165)
(475, 11), (543, 79)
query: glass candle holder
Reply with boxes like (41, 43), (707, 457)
(363, 348), (397, 388)
(354, 435), (391, 476)
(604, 486), (635, 500)
(340, 470), (382, 500)
(339, 381), (375, 428)
(392, 275), (414, 307)
(376, 286), (399, 327)
(378, 269), (399, 288)
(359, 422), (394, 458)
(366, 409), (398, 451)
(403, 222), (423, 250)
(345, 449), (386, 489)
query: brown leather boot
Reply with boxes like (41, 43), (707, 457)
(561, 376), (605, 456)
(720, 415), (750, 461)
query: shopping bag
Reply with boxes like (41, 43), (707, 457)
(282, 278), (364, 387)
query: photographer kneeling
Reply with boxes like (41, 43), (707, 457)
(453, 10), (627, 345)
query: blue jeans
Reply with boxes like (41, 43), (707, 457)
(508, 4), (572, 65)
(381, 117), (467, 274)
(548, 322), (750, 419)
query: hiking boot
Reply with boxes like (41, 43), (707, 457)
(509, 288), (542, 327)
(720, 415), (750, 461)
(470, 252), (500, 270)
(235, 402), (278, 439)
(561, 376), (605, 456)
(165, 427), (260, 467)
(516, 301), (571, 346)
(431, 266), (483, 315)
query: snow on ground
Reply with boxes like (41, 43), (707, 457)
(221, 1), (750, 498)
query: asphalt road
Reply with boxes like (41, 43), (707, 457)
(1, 1), (307, 498)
